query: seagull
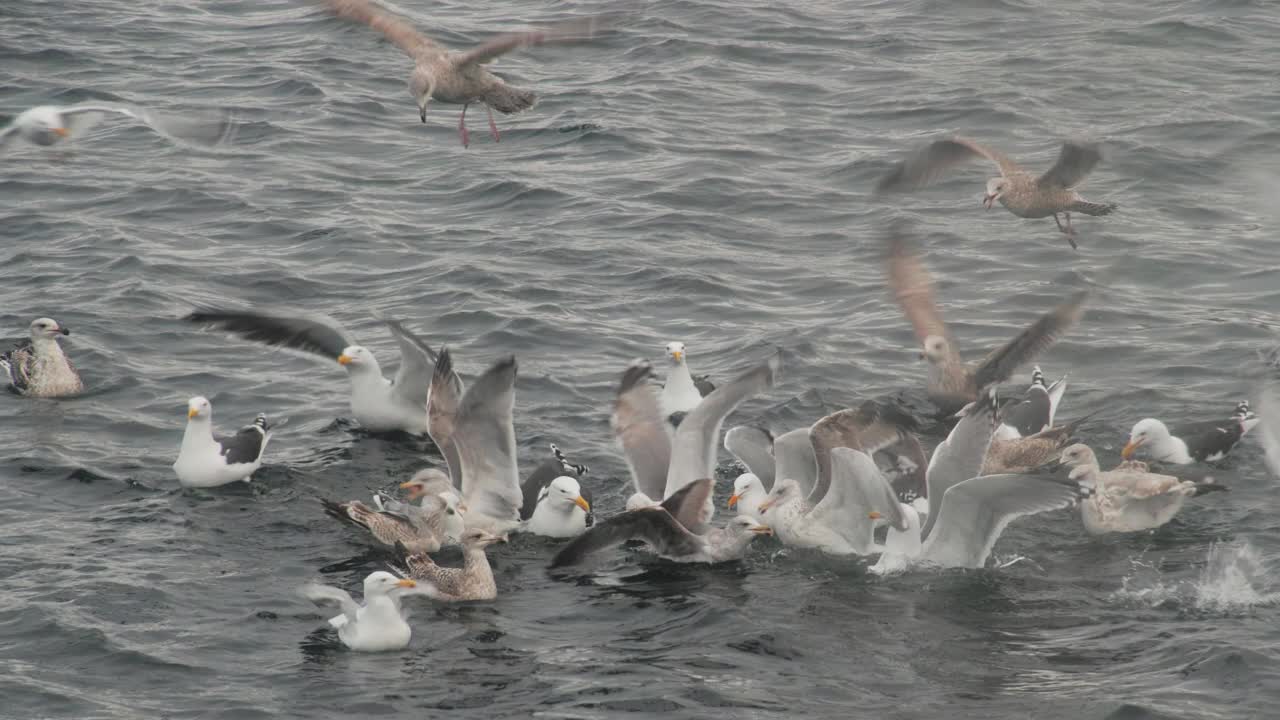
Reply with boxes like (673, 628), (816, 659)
(886, 229), (1087, 415)
(184, 309), (436, 434)
(996, 365), (1068, 440)
(172, 396), (271, 488)
(425, 353), (525, 534)
(519, 444), (592, 538)
(549, 479), (772, 568)
(875, 137), (1117, 248)
(611, 352), (781, 534)
(300, 571), (428, 651)
(0, 103), (233, 151)
(1123, 401), (1260, 465)
(1053, 443), (1226, 534)
(757, 402), (913, 555)
(321, 482), (464, 554)
(726, 473), (768, 522)
(395, 528), (507, 602)
(661, 341), (714, 429)
(322, 0), (609, 148)
(982, 412), (1093, 475)
(1, 317), (83, 398)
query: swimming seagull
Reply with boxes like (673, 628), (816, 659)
(982, 412), (1093, 475)
(549, 479), (772, 568)
(1122, 401), (1259, 465)
(322, 0), (610, 148)
(519, 444), (592, 538)
(661, 341), (714, 429)
(184, 309), (436, 434)
(321, 484), (464, 553)
(875, 137), (1117, 249)
(300, 571), (429, 651)
(0, 103), (234, 152)
(757, 403), (913, 555)
(395, 528), (507, 602)
(996, 365), (1068, 440)
(172, 396), (271, 488)
(726, 473), (769, 522)
(1053, 443), (1226, 534)
(1, 317), (84, 398)
(886, 229), (1087, 415)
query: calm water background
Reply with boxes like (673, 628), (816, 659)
(3, 0), (1280, 717)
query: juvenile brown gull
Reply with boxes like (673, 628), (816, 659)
(982, 412), (1092, 475)
(184, 309), (436, 434)
(300, 571), (429, 651)
(876, 137), (1117, 249)
(1, 317), (83, 398)
(396, 528), (506, 602)
(886, 230), (1087, 415)
(549, 479), (772, 567)
(1122, 400), (1259, 465)
(172, 396), (271, 488)
(321, 477), (464, 554)
(323, 0), (609, 148)
(1053, 443), (1226, 534)
(0, 103), (233, 151)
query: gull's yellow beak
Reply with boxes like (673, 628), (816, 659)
(396, 578), (417, 588)
(868, 511), (882, 520)
(188, 407), (199, 419)
(727, 493), (740, 509)
(53, 127), (70, 138)
(574, 496), (591, 512)
(750, 524), (773, 536)
(398, 481), (424, 499)
(1121, 439), (1142, 460)
(672, 350), (683, 362)
(337, 354), (352, 365)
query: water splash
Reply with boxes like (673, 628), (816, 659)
(1111, 541), (1279, 612)
(1193, 540), (1280, 612)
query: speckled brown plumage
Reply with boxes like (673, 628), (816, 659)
(399, 529), (505, 602)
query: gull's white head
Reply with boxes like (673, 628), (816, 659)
(460, 528), (507, 549)
(1123, 418), (1170, 460)
(336, 345), (377, 372)
(409, 68), (436, 123)
(757, 478), (799, 516)
(983, 177), (1008, 210)
(544, 476), (591, 513)
(363, 570), (415, 597)
(29, 317), (70, 342)
(727, 514), (773, 537)
(20, 106), (70, 145)
(1056, 443), (1097, 469)
(400, 468), (453, 501)
(726, 473), (762, 510)
(186, 396), (212, 421)
(920, 334), (950, 364)
(665, 341), (687, 365)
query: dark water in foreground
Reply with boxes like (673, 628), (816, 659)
(3, 0), (1280, 718)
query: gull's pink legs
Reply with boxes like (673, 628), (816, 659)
(486, 106), (501, 143)
(458, 103), (470, 148)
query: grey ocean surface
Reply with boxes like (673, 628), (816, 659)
(3, 0), (1280, 717)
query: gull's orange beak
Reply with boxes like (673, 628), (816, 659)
(187, 407), (199, 419)
(727, 493), (740, 509)
(53, 127), (70, 138)
(1121, 439), (1142, 460)
(672, 350), (683, 362)
(397, 578), (417, 588)
(398, 481), (425, 499)
(868, 511), (882, 520)
(573, 496), (591, 512)
(337, 354), (352, 365)
(750, 524), (773, 536)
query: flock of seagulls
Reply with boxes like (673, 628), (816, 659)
(5, 0), (1279, 654)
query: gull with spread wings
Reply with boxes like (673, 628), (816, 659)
(876, 137), (1116, 249)
(323, 0), (609, 147)
(886, 230), (1087, 415)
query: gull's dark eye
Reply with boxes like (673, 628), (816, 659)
(446, 509), (455, 515)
